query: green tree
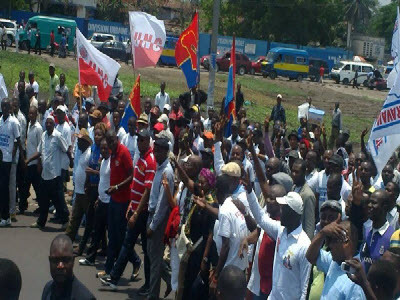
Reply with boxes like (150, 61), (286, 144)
(344, 0), (377, 47)
(368, 1), (396, 50)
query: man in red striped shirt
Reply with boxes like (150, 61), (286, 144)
(100, 128), (156, 294)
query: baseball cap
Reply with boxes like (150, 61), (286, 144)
(89, 110), (102, 120)
(191, 105), (199, 113)
(276, 192), (303, 215)
(137, 128), (150, 138)
(154, 137), (169, 150)
(77, 128), (92, 146)
(288, 150), (299, 159)
(329, 154), (344, 168)
(157, 114), (169, 124)
(49, 63), (55, 68)
(221, 162), (241, 178)
(163, 103), (171, 111)
(203, 131), (214, 140)
(137, 113), (149, 125)
(56, 105), (67, 113)
(271, 172), (293, 194)
(277, 94), (282, 99)
(154, 122), (165, 132)
(320, 200), (342, 213)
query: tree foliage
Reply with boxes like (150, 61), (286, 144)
(200, 0), (378, 46)
(368, 1), (396, 50)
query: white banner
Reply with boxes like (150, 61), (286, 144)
(388, 7), (400, 89)
(368, 134), (400, 174)
(0, 74), (8, 101)
(129, 11), (166, 69)
(76, 29), (120, 101)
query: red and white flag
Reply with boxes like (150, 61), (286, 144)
(129, 12), (166, 69)
(76, 29), (121, 101)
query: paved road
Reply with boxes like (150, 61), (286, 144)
(0, 199), (174, 300)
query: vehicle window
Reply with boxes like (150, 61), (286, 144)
(284, 55), (294, 64)
(236, 54), (241, 60)
(276, 54), (283, 62)
(117, 42), (125, 49)
(362, 66), (373, 73)
(225, 53), (231, 59)
(296, 56), (306, 64)
(3, 22), (14, 28)
(104, 41), (112, 48)
(343, 64), (351, 71)
(242, 55), (249, 61)
(266, 52), (276, 61)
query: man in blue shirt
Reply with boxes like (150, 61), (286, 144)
(306, 220), (366, 299)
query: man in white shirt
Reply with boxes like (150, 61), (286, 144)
(55, 105), (73, 223)
(211, 165), (250, 286)
(155, 82), (170, 111)
(203, 107), (214, 131)
(385, 182), (400, 230)
(26, 86), (38, 109)
(192, 120), (204, 152)
(121, 116), (139, 166)
(246, 188), (311, 300)
(65, 128), (92, 242)
(0, 99), (22, 227)
(27, 71), (39, 97)
(26, 116), (70, 229)
(24, 106), (43, 214)
(305, 150), (319, 193)
(9, 98), (27, 220)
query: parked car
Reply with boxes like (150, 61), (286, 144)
(98, 41), (126, 60)
(261, 47), (309, 81)
(89, 33), (116, 48)
(216, 52), (252, 75)
(366, 77), (387, 91)
(250, 56), (266, 75)
(330, 61), (374, 85)
(0, 18), (17, 47)
(308, 58), (329, 81)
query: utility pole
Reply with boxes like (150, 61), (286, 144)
(207, 0), (220, 109)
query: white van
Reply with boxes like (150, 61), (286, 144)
(330, 61), (374, 85)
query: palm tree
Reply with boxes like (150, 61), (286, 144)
(344, 0), (377, 48)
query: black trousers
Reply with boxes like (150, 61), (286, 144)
(79, 185), (98, 252)
(0, 162), (12, 219)
(50, 43), (55, 56)
(34, 40), (41, 55)
(37, 177), (69, 227)
(17, 155), (30, 212)
(25, 164), (41, 205)
(86, 200), (109, 263)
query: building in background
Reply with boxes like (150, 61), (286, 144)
(351, 34), (385, 64)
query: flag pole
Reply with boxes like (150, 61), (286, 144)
(77, 30), (82, 114)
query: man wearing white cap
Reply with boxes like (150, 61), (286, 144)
(26, 115), (70, 229)
(163, 103), (171, 116)
(270, 94), (286, 127)
(155, 82), (170, 111)
(246, 186), (311, 300)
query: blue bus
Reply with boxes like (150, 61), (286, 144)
(261, 47), (309, 81)
(159, 36), (178, 66)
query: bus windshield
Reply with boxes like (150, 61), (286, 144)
(332, 62), (345, 70)
(266, 52), (277, 62)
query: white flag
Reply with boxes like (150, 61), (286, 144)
(76, 29), (121, 101)
(129, 12), (166, 69)
(367, 134), (400, 174)
(388, 7), (400, 89)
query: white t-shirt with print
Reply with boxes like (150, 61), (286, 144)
(98, 157), (111, 203)
(0, 115), (20, 163)
(214, 197), (249, 271)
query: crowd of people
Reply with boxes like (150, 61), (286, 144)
(2, 63), (400, 300)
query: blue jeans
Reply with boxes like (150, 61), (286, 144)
(105, 199), (136, 274)
(110, 210), (149, 283)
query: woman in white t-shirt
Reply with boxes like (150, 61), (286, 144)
(112, 111), (126, 141)
(79, 138), (110, 266)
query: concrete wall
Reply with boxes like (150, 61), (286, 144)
(351, 34), (385, 63)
